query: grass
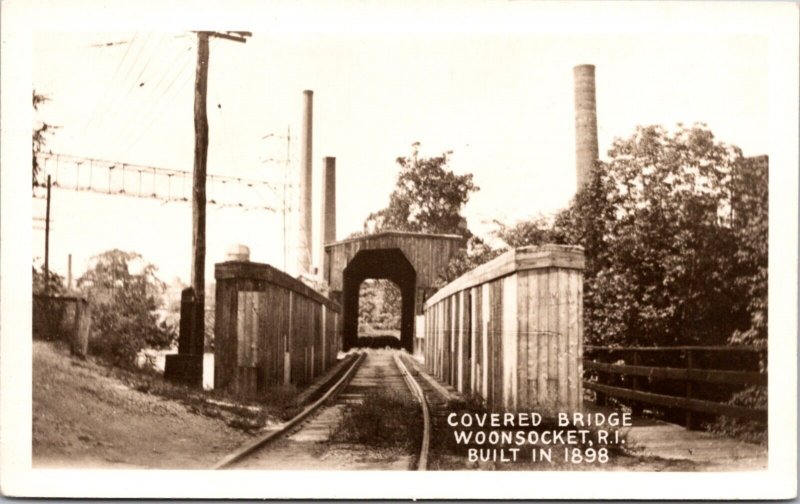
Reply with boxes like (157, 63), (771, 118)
(88, 357), (303, 433)
(330, 389), (423, 451)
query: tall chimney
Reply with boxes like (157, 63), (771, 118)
(298, 90), (313, 275)
(319, 156), (336, 277)
(322, 157), (336, 245)
(573, 64), (599, 190)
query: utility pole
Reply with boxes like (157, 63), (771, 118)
(167, 30), (251, 387)
(190, 30), (250, 342)
(190, 31), (210, 334)
(44, 175), (51, 296)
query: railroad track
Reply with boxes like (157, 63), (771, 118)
(213, 349), (433, 470)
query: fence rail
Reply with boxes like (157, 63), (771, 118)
(583, 345), (767, 428)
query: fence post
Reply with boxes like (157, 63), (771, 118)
(685, 349), (697, 430)
(595, 349), (607, 407)
(631, 350), (642, 416)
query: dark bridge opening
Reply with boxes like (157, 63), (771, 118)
(342, 248), (416, 352)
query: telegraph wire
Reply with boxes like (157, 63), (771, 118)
(133, 33), (166, 86)
(113, 36), (194, 148)
(121, 45), (196, 156)
(97, 33), (155, 130)
(82, 33), (138, 136)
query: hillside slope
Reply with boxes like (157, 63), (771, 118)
(32, 341), (248, 469)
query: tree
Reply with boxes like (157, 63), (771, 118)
(32, 90), (55, 188)
(356, 143), (482, 320)
(358, 279), (401, 334)
(436, 235), (504, 287)
(503, 124), (764, 349)
(496, 215), (558, 248)
(590, 124), (747, 347)
(32, 264), (65, 296)
(364, 143), (477, 238)
(728, 156), (768, 348)
(78, 250), (175, 368)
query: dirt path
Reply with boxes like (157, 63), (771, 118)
(33, 341), (250, 469)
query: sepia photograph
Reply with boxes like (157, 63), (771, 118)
(1, 0), (797, 499)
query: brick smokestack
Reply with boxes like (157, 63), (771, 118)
(298, 90), (313, 275)
(573, 64), (599, 190)
(322, 156), (336, 245)
(318, 156), (336, 276)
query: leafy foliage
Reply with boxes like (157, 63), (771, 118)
(358, 279), (401, 334)
(358, 143), (483, 320)
(364, 143), (477, 238)
(437, 236), (505, 287)
(502, 124), (767, 349)
(78, 250), (175, 368)
(32, 264), (66, 295)
(728, 156), (768, 349)
(32, 91), (56, 188)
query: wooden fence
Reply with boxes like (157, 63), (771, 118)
(422, 244), (585, 412)
(32, 294), (91, 357)
(583, 346), (767, 428)
(214, 260), (342, 396)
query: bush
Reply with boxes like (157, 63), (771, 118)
(707, 386), (767, 445)
(79, 250), (176, 369)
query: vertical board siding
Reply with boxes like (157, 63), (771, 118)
(481, 283), (490, 401)
(469, 287), (478, 395)
(526, 270), (539, 407)
(567, 270), (579, 409)
(502, 275), (518, 411)
(537, 270), (549, 406)
(557, 269), (569, 407)
(422, 246), (584, 412)
(547, 269), (559, 406)
(215, 265), (342, 397)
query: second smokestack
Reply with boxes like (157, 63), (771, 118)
(319, 156), (336, 277)
(573, 64), (599, 190)
(322, 156), (336, 245)
(298, 90), (313, 275)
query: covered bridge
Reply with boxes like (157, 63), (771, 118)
(324, 231), (464, 352)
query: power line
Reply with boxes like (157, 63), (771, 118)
(82, 33), (138, 135)
(96, 33), (155, 132)
(120, 42), (196, 155)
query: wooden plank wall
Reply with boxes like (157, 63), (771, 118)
(215, 263), (341, 397)
(422, 246), (584, 412)
(325, 232), (463, 292)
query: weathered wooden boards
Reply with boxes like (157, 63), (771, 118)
(215, 261), (341, 396)
(422, 245), (585, 412)
(324, 231), (464, 298)
(32, 294), (91, 357)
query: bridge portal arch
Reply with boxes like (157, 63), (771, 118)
(325, 231), (465, 354)
(342, 249), (416, 351)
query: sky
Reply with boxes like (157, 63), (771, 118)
(31, 9), (770, 285)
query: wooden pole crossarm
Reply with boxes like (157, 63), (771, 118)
(208, 31), (251, 43)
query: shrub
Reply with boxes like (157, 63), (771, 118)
(79, 250), (176, 368)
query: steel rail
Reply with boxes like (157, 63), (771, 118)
(212, 352), (365, 469)
(393, 353), (431, 471)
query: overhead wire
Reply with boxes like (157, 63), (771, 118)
(94, 32), (155, 134)
(121, 40), (196, 156)
(82, 32), (139, 136)
(118, 39), (196, 154)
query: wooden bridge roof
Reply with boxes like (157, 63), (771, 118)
(323, 231), (464, 291)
